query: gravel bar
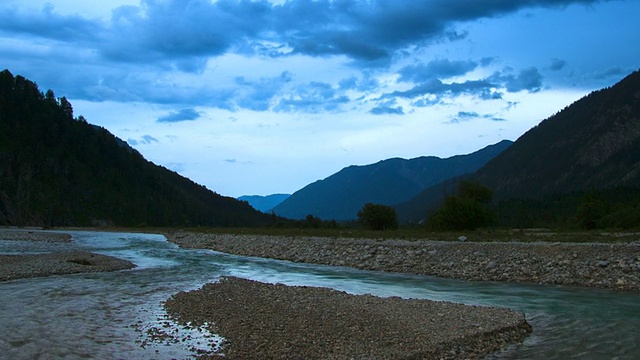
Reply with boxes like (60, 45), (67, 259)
(165, 276), (531, 360)
(0, 251), (136, 281)
(166, 232), (640, 290)
(0, 229), (72, 242)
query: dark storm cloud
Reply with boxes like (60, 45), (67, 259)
(101, 0), (271, 64)
(266, 0), (600, 63)
(0, 4), (101, 42)
(0, 0), (603, 66)
(157, 108), (202, 123)
(0, 0), (605, 114)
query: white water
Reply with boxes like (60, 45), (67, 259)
(1, 231), (639, 359)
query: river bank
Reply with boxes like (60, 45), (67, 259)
(0, 229), (136, 281)
(165, 276), (531, 359)
(166, 232), (640, 291)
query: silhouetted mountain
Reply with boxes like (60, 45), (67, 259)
(474, 69), (640, 199)
(238, 194), (290, 212)
(0, 69), (276, 227)
(272, 140), (512, 220)
(397, 70), (640, 226)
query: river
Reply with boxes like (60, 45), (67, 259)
(0, 231), (638, 359)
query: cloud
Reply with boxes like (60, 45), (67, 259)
(447, 111), (506, 124)
(369, 98), (404, 115)
(165, 162), (186, 173)
(0, 3), (101, 42)
(592, 66), (625, 79)
(101, 0), (271, 66)
(383, 67), (542, 106)
(338, 74), (380, 92)
(398, 58), (484, 83)
(223, 158), (253, 165)
(0, 0), (608, 117)
(549, 58), (567, 71)
(157, 108), (202, 123)
(127, 135), (159, 145)
(501, 67), (544, 92)
(233, 71), (293, 111)
(1, 0), (605, 68)
(274, 81), (350, 113)
(385, 78), (500, 101)
(370, 106), (404, 115)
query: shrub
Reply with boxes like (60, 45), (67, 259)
(357, 203), (398, 231)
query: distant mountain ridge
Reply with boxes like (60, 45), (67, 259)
(272, 140), (513, 220)
(238, 194), (290, 212)
(0, 69), (274, 227)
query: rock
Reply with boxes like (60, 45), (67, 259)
(597, 260), (610, 268)
(458, 236), (468, 242)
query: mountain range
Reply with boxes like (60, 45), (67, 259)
(271, 140), (513, 221)
(270, 69), (640, 226)
(3, 67), (639, 229)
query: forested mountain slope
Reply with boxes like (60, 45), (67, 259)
(474, 70), (640, 200)
(0, 69), (273, 227)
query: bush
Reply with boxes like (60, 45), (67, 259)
(576, 192), (609, 229)
(357, 203), (398, 231)
(427, 181), (494, 231)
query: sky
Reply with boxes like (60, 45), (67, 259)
(1, 0), (639, 198)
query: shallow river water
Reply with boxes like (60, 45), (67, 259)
(0, 231), (639, 359)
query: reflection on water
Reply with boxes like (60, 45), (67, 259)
(0, 231), (639, 359)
